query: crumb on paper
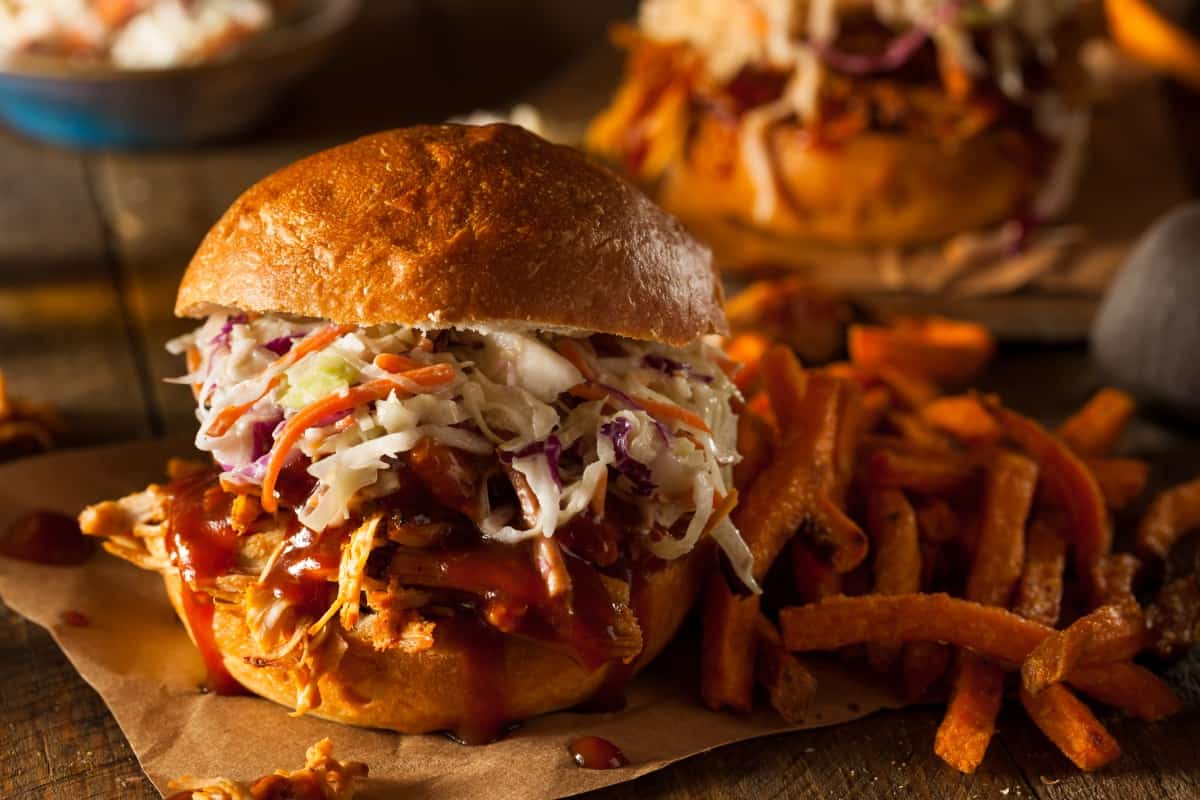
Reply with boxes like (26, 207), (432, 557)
(167, 738), (367, 800)
(0, 369), (66, 461)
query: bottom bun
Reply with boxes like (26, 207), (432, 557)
(163, 546), (709, 737)
(659, 112), (1040, 249)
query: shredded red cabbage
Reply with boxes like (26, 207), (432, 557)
(500, 434), (563, 489)
(642, 354), (713, 384)
(595, 383), (671, 444)
(209, 314), (248, 347)
(600, 416), (656, 497)
(812, 0), (959, 76)
(264, 335), (301, 356)
(251, 415), (284, 461)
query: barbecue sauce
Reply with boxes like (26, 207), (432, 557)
(568, 736), (629, 769)
(165, 471), (245, 695)
(0, 510), (94, 565)
(438, 613), (511, 745)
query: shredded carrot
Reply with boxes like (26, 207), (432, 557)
(399, 363), (456, 387)
(555, 339), (598, 382)
(704, 489), (740, 536)
(373, 352), (423, 373)
(569, 383), (712, 433)
(205, 324), (356, 437)
(259, 366), (454, 513)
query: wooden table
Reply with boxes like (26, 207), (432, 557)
(2, 3), (1199, 798)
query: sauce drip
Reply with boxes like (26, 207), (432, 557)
(438, 613), (511, 746)
(165, 471), (246, 695)
(568, 736), (629, 769)
(0, 510), (94, 565)
(260, 522), (340, 619)
(60, 610), (90, 627)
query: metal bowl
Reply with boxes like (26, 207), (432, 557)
(0, 0), (361, 149)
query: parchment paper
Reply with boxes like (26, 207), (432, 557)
(0, 440), (903, 800)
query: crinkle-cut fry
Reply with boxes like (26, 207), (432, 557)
(1019, 685), (1122, 771)
(734, 409), (774, 492)
(902, 641), (951, 701)
(1066, 662), (1182, 722)
(1136, 476), (1200, 561)
(965, 451), (1038, 607)
(990, 404), (1111, 574)
(872, 364), (940, 410)
(791, 540), (843, 603)
(1088, 553), (1142, 609)
(863, 447), (979, 496)
(755, 615), (817, 724)
(1012, 515), (1068, 627)
(700, 572), (759, 712)
(934, 653), (1006, 773)
(921, 394), (1001, 445)
(1021, 602), (1147, 694)
(780, 594), (1049, 666)
(1056, 388), (1136, 457)
(848, 318), (995, 386)
(865, 488), (921, 671)
(1085, 457), (1149, 511)
(887, 410), (953, 452)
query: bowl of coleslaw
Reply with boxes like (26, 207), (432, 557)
(0, 0), (360, 148)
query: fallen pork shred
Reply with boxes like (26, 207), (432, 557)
(166, 738), (367, 800)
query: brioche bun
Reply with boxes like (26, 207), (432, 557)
(163, 546), (708, 734)
(660, 111), (1039, 249)
(176, 123), (727, 345)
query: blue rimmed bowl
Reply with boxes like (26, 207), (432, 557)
(0, 0), (360, 149)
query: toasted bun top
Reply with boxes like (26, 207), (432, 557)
(176, 124), (727, 345)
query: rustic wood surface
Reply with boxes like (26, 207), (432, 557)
(1, 2), (1198, 798)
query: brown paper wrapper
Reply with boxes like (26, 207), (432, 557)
(0, 440), (903, 799)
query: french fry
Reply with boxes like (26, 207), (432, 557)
(734, 410), (774, 492)
(865, 489), (921, 671)
(863, 447), (979, 496)
(887, 411), (953, 452)
(1136, 476), (1200, 561)
(934, 653), (1005, 773)
(1019, 685), (1121, 771)
(755, 615), (817, 724)
(901, 641), (951, 701)
(1021, 602), (1147, 694)
(1066, 662), (1182, 722)
(848, 318), (995, 386)
(780, 594), (1048, 666)
(936, 450), (1037, 771)
(1086, 457), (1150, 511)
(792, 540), (843, 603)
(990, 404), (1111, 574)
(806, 495), (870, 574)
(872, 364), (940, 410)
(831, 379), (865, 502)
(1011, 515), (1068, 627)
(1056, 388), (1136, 457)
(921, 395), (1001, 445)
(1147, 575), (1200, 659)
(964, 451), (1037, 607)
(915, 498), (960, 545)
(724, 332), (772, 394)
(861, 386), (893, 432)
(1089, 553), (1142, 608)
(700, 572), (759, 712)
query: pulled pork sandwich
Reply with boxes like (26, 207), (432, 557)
(587, 0), (1092, 251)
(80, 124), (752, 743)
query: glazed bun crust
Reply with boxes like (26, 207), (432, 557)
(660, 112), (1037, 249)
(162, 547), (708, 734)
(177, 124), (727, 345)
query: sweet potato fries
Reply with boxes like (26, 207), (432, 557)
(708, 316), (1188, 775)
